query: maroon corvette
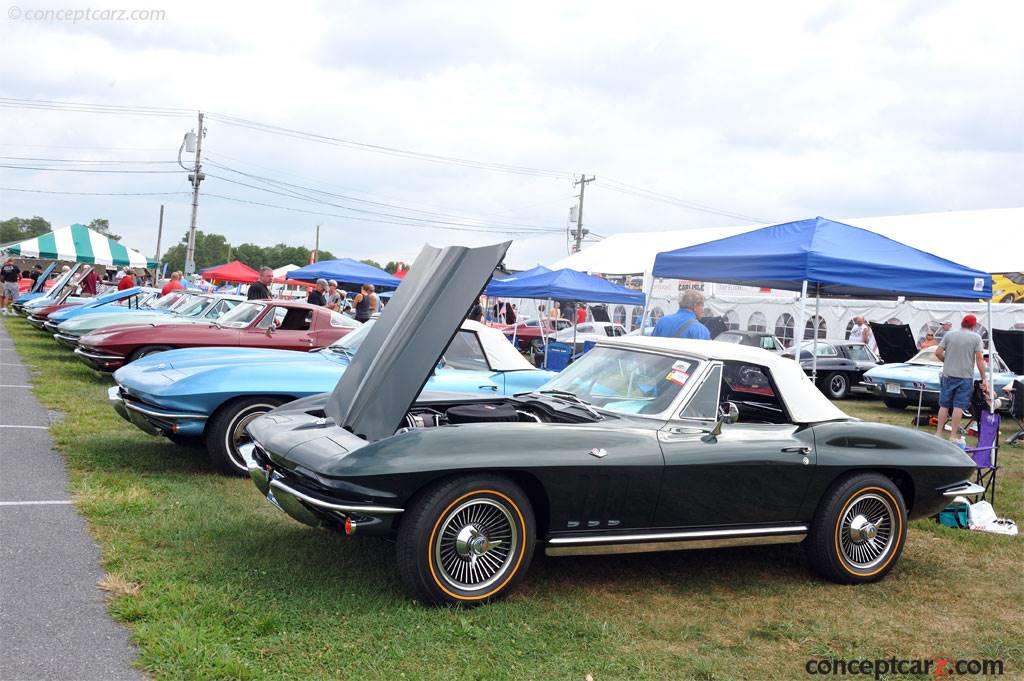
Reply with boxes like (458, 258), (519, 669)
(74, 300), (361, 372)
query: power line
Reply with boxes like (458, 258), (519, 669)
(599, 177), (770, 223)
(1, 97), (773, 227)
(204, 175), (560, 234)
(202, 192), (560, 235)
(204, 150), (577, 222)
(0, 186), (189, 197)
(205, 111), (572, 179)
(203, 160), (566, 232)
(0, 163), (182, 174)
(0, 155), (179, 164)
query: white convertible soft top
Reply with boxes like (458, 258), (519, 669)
(462, 319), (536, 372)
(601, 336), (851, 424)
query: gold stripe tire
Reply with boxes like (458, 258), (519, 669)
(805, 473), (907, 584)
(397, 475), (535, 606)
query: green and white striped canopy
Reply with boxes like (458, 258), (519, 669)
(3, 223), (157, 268)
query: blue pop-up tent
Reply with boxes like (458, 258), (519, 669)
(650, 216), (994, 383)
(493, 265), (551, 282)
(486, 267), (644, 305)
(288, 258), (400, 289)
(652, 216), (991, 299)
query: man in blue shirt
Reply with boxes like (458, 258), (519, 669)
(653, 289), (711, 339)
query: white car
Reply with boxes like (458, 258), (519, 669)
(552, 321), (629, 345)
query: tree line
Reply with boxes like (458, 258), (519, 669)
(1, 216), (120, 244)
(160, 230), (404, 274)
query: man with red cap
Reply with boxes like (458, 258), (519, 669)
(934, 314), (989, 440)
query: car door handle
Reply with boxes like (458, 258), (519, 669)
(781, 446), (812, 454)
(478, 385), (499, 391)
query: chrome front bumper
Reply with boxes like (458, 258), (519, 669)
(26, 316), (47, 329)
(53, 333), (80, 349)
(107, 385), (208, 436)
(75, 346), (126, 371)
(244, 441), (402, 531)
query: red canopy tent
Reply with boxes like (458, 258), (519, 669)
(201, 260), (259, 283)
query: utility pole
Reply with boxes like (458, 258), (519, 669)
(184, 111), (205, 275)
(572, 174), (595, 253)
(313, 224), (320, 263)
(154, 203), (164, 264)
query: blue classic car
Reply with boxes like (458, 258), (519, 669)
(863, 345), (1022, 410)
(40, 286), (160, 332)
(109, 319), (555, 475)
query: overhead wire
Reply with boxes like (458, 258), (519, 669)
(1, 96), (774, 229)
(202, 160), (566, 232)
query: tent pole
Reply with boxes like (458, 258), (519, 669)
(638, 273), (655, 333)
(572, 302), (578, 360)
(794, 280), (808, 352)
(987, 299), (995, 405)
(811, 284), (820, 383)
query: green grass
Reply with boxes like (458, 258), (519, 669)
(5, 315), (1024, 681)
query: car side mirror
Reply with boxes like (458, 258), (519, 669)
(701, 402), (739, 443)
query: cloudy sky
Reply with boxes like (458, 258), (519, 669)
(1, 0), (1021, 268)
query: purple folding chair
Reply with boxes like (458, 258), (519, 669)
(965, 409), (1000, 504)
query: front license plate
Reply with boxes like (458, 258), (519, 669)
(885, 383), (902, 395)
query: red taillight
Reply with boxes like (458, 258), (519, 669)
(344, 517), (355, 536)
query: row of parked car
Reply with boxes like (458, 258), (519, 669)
(9, 250), (989, 605)
(14, 263), (556, 476)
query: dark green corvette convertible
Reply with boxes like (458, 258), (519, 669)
(245, 242), (982, 606)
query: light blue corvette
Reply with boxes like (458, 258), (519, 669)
(110, 319), (555, 474)
(41, 286), (161, 333)
(863, 345), (1021, 410)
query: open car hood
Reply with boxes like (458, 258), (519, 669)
(43, 263), (83, 303)
(29, 262), (56, 294)
(869, 322), (918, 364)
(325, 241), (510, 441)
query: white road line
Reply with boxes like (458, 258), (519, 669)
(0, 500), (73, 506)
(0, 424), (48, 429)
(0, 384), (32, 388)
(0, 362), (28, 365)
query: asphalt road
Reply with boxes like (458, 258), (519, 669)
(0, 321), (144, 681)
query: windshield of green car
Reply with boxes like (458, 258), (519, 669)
(539, 346), (701, 416)
(216, 301), (266, 328)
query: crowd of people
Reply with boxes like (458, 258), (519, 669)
(242, 266), (378, 319)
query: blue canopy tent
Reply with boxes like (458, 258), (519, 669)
(649, 216), (994, 386)
(486, 267), (645, 367)
(493, 265), (551, 282)
(288, 258), (400, 289)
(486, 267), (645, 305)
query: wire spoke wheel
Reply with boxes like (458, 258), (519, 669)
(838, 492), (896, 570)
(434, 498), (518, 592)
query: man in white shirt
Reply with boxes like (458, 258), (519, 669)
(848, 316), (871, 344)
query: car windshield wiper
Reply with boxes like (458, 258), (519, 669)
(329, 345), (354, 357)
(536, 389), (602, 419)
